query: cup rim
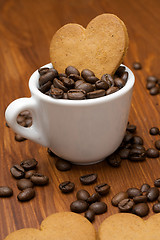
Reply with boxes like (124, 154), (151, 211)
(29, 63), (135, 106)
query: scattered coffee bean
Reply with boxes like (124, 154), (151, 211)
(140, 183), (150, 193)
(89, 202), (107, 215)
(17, 179), (34, 190)
(87, 193), (101, 204)
(126, 124), (137, 133)
(127, 188), (142, 198)
(15, 134), (26, 142)
(111, 192), (128, 206)
(150, 86), (159, 95)
(149, 127), (159, 135)
(106, 153), (122, 167)
(133, 62), (142, 70)
(25, 170), (36, 179)
(146, 148), (159, 158)
(132, 203), (149, 217)
(123, 133), (133, 143)
(80, 173), (97, 185)
(0, 186), (13, 197)
(133, 195), (147, 204)
(154, 178), (160, 188)
(155, 140), (160, 150)
(20, 158), (38, 171)
(47, 148), (55, 156)
(129, 148), (146, 161)
(146, 81), (156, 90)
(65, 66), (80, 76)
(31, 173), (49, 186)
(55, 158), (72, 171)
(146, 187), (159, 202)
(76, 189), (90, 201)
(17, 188), (35, 202)
(131, 144), (145, 151)
(85, 209), (95, 222)
(95, 183), (110, 196)
(147, 76), (158, 83)
(153, 203), (160, 213)
(119, 149), (130, 159)
(59, 181), (75, 193)
(118, 198), (134, 212)
(70, 200), (88, 213)
(10, 165), (25, 179)
(131, 136), (143, 145)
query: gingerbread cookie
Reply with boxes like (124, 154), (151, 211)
(98, 213), (160, 240)
(50, 14), (128, 78)
(4, 212), (96, 240)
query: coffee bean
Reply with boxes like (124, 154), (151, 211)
(10, 165), (25, 179)
(121, 72), (128, 82)
(0, 186), (13, 197)
(106, 153), (122, 167)
(140, 184), (150, 193)
(127, 188), (142, 198)
(61, 77), (75, 89)
(153, 202), (160, 213)
(133, 195), (147, 204)
(53, 78), (68, 92)
(115, 66), (126, 77)
(63, 93), (68, 99)
(95, 183), (110, 196)
(15, 134), (26, 142)
(49, 87), (64, 99)
(133, 62), (142, 70)
(39, 70), (57, 86)
(155, 140), (160, 150)
(129, 148), (146, 161)
(20, 158), (38, 171)
(70, 200), (88, 213)
(86, 76), (99, 84)
(25, 170), (36, 179)
(146, 187), (159, 201)
(118, 198), (134, 212)
(85, 209), (95, 222)
(31, 173), (49, 186)
(101, 74), (114, 87)
(87, 90), (105, 99)
(132, 203), (149, 217)
(154, 178), (160, 187)
(106, 86), (119, 95)
(149, 127), (159, 135)
(131, 144), (145, 151)
(80, 173), (97, 185)
(146, 81), (156, 90)
(47, 148), (55, 157)
(55, 158), (72, 171)
(131, 136), (143, 145)
(76, 189), (90, 201)
(59, 181), (75, 193)
(76, 82), (94, 93)
(146, 76), (158, 83)
(87, 193), (101, 204)
(38, 67), (49, 75)
(150, 86), (159, 95)
(126, 124), (137, 133)
(65, 66), (80, 76)
(95, 80), (109, 90)
(119, 149), (130, 159)
(17, 179), (34, 190)
(158, 195), (160, 202)
(39, 81), (52, 93)
(146, 148), (159, 158)
(17, 188), (35, 202)
(74, 80), (85, 88)
(111, 192), (128, 206)
(59, 73), (67, 78)
(67, 89), (86, 100)
(89, 202), (107, 215)
(81, 69), (95, 80)
(114, 78), (125, 89)
(69, 74), (83, 81)
(123, 133), (133, 143)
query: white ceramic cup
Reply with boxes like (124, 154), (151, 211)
(5, 63), (135, 165)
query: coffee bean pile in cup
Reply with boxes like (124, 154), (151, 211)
(38, 65), (128, 100)
(58, 173), (109, 222)
(111, 179), (160, 217)
(9, 158), (49, 201)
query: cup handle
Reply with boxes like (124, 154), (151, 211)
(5, 97), (48, 147)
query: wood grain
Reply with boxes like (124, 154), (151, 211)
(0, 0), (160, 239)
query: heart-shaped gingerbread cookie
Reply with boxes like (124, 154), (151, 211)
(50, 14), (128, 78)
(4, 212), (96, 240)
(98, 213), (160, 240)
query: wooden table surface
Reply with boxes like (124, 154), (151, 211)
(0, 0), (160, 239)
